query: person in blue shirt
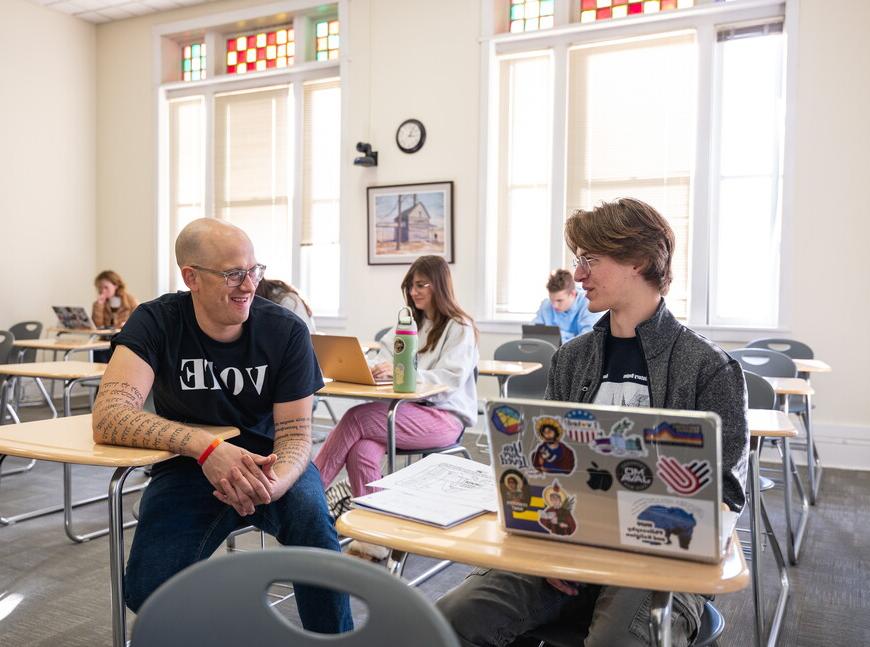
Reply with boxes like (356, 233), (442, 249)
(532, 269), (601, 344)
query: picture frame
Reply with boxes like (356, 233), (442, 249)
(367, 181), (454, 265)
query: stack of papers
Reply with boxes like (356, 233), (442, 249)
(353, 454), (498, 527)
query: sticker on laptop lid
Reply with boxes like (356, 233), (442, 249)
(616, 459), (653, 491)
(617, 491), (715, 557)
(490, 405), (523, 435)
(656, 456), (712, 497)
(500, 469), (532, 512)
(498, 439), (530, 470)
(585, 462), (613, 492)
(530, 416), (577, 475)
(589, 417), (648, 458)
(643, 421), (705, 448)
(538, 481), (577, 537)
(564, 409), (605, 443)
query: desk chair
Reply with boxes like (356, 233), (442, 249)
(130, 547), (460, 647)
(494, 340), (556, 399)
(9, 320), (42, 408)
(747, 337), (814, 361)
(515, 599), (724, 647)
(0, 330), (38, 478)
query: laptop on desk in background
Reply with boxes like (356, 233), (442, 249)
(521, 324), (562, 350)
(52, 306), (99, 330)
(311, 334), (393, 386)
(487, 398), (735, 564)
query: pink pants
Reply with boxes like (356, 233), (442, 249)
(313, 401), (463, 497)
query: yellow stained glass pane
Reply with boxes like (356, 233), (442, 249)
(236, 36), (246, 50)
(613, 4), (628, 16)
(318, 37), (327, 50)
(256, 59), (266, 71)
(526, 2), (540, 18)
(580, 9), (596, 21)
(328, 49), (338, 60)
(246, 49), (256, 63)
(277, 29), (287, 45)
(227, 51), (237, 66)
(277, 56), (288, 67)
(237, 62), (247, 73)
(287, 43), (295, 56)
(277, 44), (286, 57)
(677, 0), (693, 6)
(266, 45), (276, 59)
(644, 0), (661, 12)
(597, 0), (612, 7)
(256, 33), (266, 47)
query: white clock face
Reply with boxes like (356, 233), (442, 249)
(398, 122), (421, 148)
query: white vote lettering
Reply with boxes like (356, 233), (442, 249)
(178, 359), (268, 395)
(245, 365), (267, 395)
(220, 367), (244, 396)
(179, 358), (206, 390)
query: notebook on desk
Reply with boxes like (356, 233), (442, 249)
(522, 324), (562, 349)
(487, 398), (733, 563)
(311, 334), (392, 386)
(52, 306), (98, 330)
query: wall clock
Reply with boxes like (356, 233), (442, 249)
(396, 118), (426, 154)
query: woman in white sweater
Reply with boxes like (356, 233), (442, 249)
(254, 277), (316, 333)
(314, 255), (479, 559)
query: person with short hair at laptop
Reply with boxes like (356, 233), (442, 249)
(314, 255), (479, 561)
(532, 268), (600, 345)
(91, 218), (351, 633)
(437, 198), (749, 647)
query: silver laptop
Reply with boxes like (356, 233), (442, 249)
(487, 398), (732, 563)
(311, 334), (392, 386)
(52, 306), (97, 330)
(522, 324), (562, 349)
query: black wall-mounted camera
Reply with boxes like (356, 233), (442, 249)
(353, 142), (378, 167)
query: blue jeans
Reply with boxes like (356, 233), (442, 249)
(125, 457), (353, 634)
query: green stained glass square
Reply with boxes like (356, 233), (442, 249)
(191, 43), (200, 57)
(540, 0), (554, 15)
(328, 35), (339, 50)
(183, 59), (191, 72)
(316, 51), (327, 61)
(510, 4), (524, 19)
(316, 21), (328, 37)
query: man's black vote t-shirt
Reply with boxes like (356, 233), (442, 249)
(113, 292), (323, 454)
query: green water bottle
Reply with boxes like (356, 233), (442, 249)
(393, 306), (418, 393)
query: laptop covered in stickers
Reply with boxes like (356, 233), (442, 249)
(487, 398), (732, 564)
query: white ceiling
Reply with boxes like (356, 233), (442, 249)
(28, 0), (221, 24)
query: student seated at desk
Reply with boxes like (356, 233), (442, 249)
(314, 255), (479, 561)
(255, 277), (316, 333)
(532, 269), (600, 345)
(91, 218), (351, 634)
(437, 198), (749, 647)
(92, 269), (139, 328)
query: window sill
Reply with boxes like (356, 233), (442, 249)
(314, 315), (347, 329)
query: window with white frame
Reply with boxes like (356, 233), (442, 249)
(159, 5), (342, 317)
(485, 0), (791, 330)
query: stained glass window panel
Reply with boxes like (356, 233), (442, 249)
(226, 27), (293, 74)
(182, 42), (206, 81)
(576, 0), (695, 23)
(509, 0), (555, 33)
(315, 20), (340, 61)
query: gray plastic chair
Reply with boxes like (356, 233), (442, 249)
(130, 547), (460, 647)
(374, 326), (392, 342)
(494, 339), (556, 399)
(9, 321), (42, 362)
(729, 348), (796, 379)
(0, 330), (20, 425)
(744, 371), (777, 410)
(747, 337), (814, 360)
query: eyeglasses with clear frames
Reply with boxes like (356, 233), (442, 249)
(411, 281), (432, 290)
(191, 263), (267, 287)
(571, 255), (598, 275)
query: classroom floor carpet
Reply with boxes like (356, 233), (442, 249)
(0, 399), (867, 646)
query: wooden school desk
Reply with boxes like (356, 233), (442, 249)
(477, 360), (543, 398)
(316, 381), (449, 474)
(0, 360), (105, 420)
(0, 414), (238, 647)
(12, 337), (110, 362)
(337, 509), (748, 647)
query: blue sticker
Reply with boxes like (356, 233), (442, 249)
(643, 422), (704, 448)
(491, 405), (523, 435)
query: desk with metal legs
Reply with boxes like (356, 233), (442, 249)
(748, 409), (797, 647)
(0, 414), (238, 647)
(315, 381), (449, 474)
(478, 360), (543, 398)
(337, 509), (748, 647)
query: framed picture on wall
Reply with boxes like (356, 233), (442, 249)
(367, 181), (454, 265)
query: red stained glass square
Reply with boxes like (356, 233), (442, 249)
(582, 0), (597, 9)
(226, 40), (234, 51)
(628, 2), (643, 13)
(257, 47), (266, 60)
(227, 64), (236, 74)
(597, 7), (612, 18)
(613, 0), (628, 4)
(661, 0), (675, 7)
(267, 31), (276, 45)
(267, 59), (276, 68)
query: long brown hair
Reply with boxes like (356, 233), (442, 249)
(255, 278), (313, 317)
(401, 256), (477, 353)
(94, 270), (135, 309)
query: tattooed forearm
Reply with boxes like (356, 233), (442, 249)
(271, 415), (312, 482)
(92, 381), (203, 456)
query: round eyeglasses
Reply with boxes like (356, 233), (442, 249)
(191, 263), (266, 287)
(570, 255), (597, 275)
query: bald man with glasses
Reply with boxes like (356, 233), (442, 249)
(92, 218), (352, 633)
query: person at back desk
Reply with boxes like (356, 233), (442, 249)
(437, 198), (749, 647)
(532, 269), (600, 345)
(91, 218), (351, 633)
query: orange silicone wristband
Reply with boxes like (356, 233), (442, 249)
(197, 437), (223, 465)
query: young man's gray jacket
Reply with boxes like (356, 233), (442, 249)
(545, 299), (749, 512)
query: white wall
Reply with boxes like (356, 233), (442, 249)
(0, 0), (96, 330)
(92, 0), (870, 463)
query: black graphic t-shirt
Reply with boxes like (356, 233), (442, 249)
(113, 292), (323, 454)
(593, 333), (650, 408)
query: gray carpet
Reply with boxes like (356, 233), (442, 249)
(0, 398), (867, 646)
